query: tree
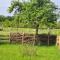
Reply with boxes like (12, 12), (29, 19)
(8, 0), (57, 35)
(0, 15), (6, 22)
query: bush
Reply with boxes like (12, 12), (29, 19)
(0, 27), (3, 31)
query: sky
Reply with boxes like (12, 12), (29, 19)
(0, 0), (60, 16)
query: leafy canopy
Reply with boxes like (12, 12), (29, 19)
(8, 0), (57, 28)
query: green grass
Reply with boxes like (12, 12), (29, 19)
(0, 44), (60, 60)
(0, 28), (60, 35)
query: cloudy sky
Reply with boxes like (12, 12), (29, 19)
(0, 0), (60, 16)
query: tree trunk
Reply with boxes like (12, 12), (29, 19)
(35, 24), (39, 45)
(36, 27), (38, 35)
(35, 24), (39, 35)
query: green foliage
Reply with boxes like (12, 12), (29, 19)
(0, 15), (6, 22)
(8, 0), (22, 13)
(3, 20), (11, 27)
(57, 21), (60, 29)
(8, 0), (58, 34)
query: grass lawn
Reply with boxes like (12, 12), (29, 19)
(0, 44), (60, 60)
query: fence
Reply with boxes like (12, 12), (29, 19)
(0, 28), (60, 46)
(9, 33), (57, 46)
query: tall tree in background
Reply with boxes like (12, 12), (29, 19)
(8, 0), (57, 35)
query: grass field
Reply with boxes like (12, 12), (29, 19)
(0, 28), (60, 35)
(0, 44), (60, 60)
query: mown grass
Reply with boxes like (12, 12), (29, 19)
(0, 44), (60, 60)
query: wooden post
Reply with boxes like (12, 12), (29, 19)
(56, 36), (60, 46)
(22, 33), (24, 45)
(48, 28), (50, 46)
(48, 34), (49, 46)
(33, 35), (35, 46)
(9, 32), (11, 44)
(9, 32), (12, 44)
